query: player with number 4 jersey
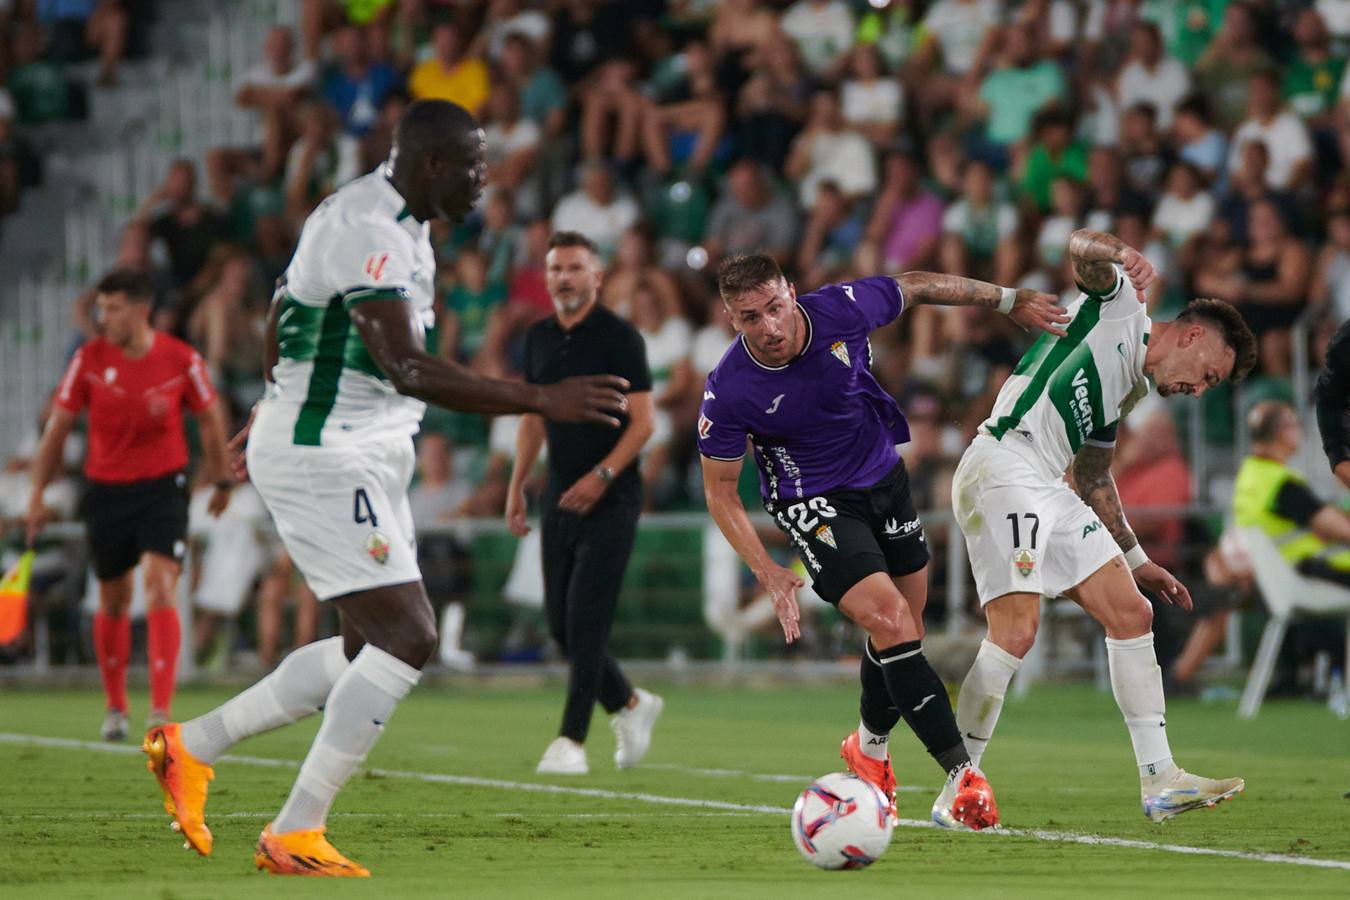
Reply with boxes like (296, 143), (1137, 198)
(950, 229), (1256, 823)
(699, 253), (1072, 830)
(141, 100), (631, 876)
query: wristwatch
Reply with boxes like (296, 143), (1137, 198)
(214, 479), (235, 491)
(593, 465), (614, 483)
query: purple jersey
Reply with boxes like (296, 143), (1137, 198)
(697, 276), (910, 501)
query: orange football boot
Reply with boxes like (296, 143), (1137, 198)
(839, 730), (898, 822)
(142, 723), (215, 855)
(255, 823), (371, 877)
(950, 767), (1000, 830)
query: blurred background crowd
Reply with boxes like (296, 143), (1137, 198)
(1, 0), (1348, 694)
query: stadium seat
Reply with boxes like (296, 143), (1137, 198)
(1234, 526), (1350, 719)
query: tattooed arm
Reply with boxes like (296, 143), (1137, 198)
(1070, 440), (1194, 609)
(1067, 229), (1155, 302)
(1070, 442), (1139, 555)
(893, 271), (1070, 336)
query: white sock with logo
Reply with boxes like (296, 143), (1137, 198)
(858, 721), (890, 761)
(272, 645), (421, 834)
(1104, 633), (1177, 785)
(955, 639), (1022, 770)
(181, 637), (349, 765)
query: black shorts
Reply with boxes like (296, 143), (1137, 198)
(81, 472), (189, 580)
(765, 460), (930, 605)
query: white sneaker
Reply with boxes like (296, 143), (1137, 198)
(1142, 768), (1244, 822)
(612, 688), (664, 770)
(536, 737), (588, 775)
(101, 709), (128, 742)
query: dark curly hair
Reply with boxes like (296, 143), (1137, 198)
(1179, 298), (1258, 383)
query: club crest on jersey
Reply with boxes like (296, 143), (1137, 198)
(698, 413), (713, 439)
(1012, 549), (1036, 578)
(364, 532), (391, 565)
(830, 340), (851, 367)
(814, 524), (837, 549)
(363, 251), (392, 282)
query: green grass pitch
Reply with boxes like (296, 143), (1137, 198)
(1, 679), (1347, 898)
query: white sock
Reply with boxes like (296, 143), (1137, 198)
(181, 637), (349, 765)
(858, 720), (889, 761)
(1104, 633), (1176, 783)
(272, 645), (421, 834)
(955, 639), (1021, 769)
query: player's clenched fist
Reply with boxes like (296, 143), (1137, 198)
(1118, 246), (1156, 303)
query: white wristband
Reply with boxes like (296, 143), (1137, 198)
(997, 286), (1017, 314)
(1124, 545), (1149, 570)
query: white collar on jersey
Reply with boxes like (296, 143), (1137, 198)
(376, 162), (425, 239)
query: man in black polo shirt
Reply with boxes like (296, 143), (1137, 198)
(506, 231), (664, 775)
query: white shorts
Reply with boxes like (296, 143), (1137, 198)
(953, 435), (1121, 605)
(246, 435), (420, 601)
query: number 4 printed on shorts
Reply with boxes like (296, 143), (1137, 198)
(354, 487), (379, 527)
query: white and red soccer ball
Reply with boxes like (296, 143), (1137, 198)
(790, 772), (894, 870)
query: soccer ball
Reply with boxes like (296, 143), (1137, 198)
(790, 772), (894, 870)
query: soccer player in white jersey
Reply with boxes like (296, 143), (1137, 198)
(140, 100), (631, 876)
(944, 228), (1258, 825)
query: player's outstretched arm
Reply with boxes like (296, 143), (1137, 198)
(1071, 443), (1193, 610)
(348, 299), (630, 425)
(892, 271), (1070, 337)
(701, 454), (803, 644)
(1068, 228), (1154, 302)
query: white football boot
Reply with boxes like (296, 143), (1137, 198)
(101, 709), (128, 742)
(612, 688), (664, 769)
(1142, 768), (1244, 822)
(536, 737), (589, 775)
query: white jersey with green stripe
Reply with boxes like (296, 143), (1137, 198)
(254, 166), (436, 448)
(980, 266), (1153, 481)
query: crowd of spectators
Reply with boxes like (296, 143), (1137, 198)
(8, 0), (1350, 665)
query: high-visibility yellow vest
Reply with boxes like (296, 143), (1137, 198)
(1232, 455), (1350, 569)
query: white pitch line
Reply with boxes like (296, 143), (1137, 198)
(3, 732), (1348, 872)
(642, 762), (928, 792)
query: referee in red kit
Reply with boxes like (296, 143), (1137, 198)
(25, 268), (234, 742)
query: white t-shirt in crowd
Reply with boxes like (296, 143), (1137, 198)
(780, 0), (856, 73)
(797, 129), (878, 208)
(1116, 56), (1191, 128)
(1227, 111), (1313, 190)
(550, 191), (640, 260)
(236, 58), (317, 93)
(841, 78), (904, 126)
(1152, 191), (1215, 247)
(922, 0), (1003, 75)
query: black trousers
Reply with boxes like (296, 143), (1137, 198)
(541, 485), (640, 743)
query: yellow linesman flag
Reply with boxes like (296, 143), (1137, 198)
(0, 550), (34, 645)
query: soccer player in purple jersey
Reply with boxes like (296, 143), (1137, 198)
(697, 254), (1069, 830)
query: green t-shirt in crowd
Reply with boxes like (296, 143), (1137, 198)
(1020, 141), (1088, 212)
(1283, 55), (1347, 120)
(436, 281), (507, 359)
(9, 62), (68, 123)
(521, 68), (566, 129)
(980, 61), (1066, 147)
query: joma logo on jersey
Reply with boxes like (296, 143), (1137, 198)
(1082, 520), (1103, 538)
(1071, 368), (1094, 441)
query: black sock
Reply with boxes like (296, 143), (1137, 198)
(859, 642), (901, 735)
(874, 639), (970, 775)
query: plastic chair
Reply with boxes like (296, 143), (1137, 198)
(1234, 526), (1350, 718)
